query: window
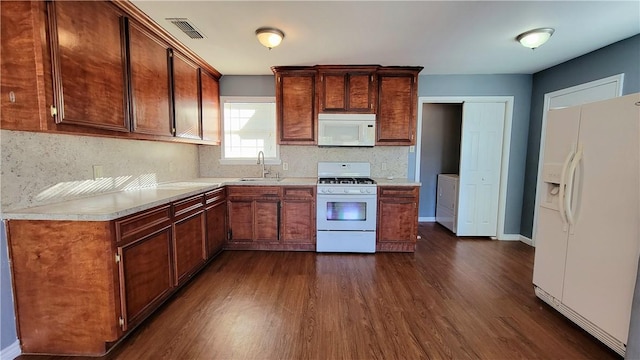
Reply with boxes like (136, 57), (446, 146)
(220, 97), (279, 164)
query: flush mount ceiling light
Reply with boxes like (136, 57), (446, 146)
(516, 28), (555, 49)
(256, 27), (284, 49)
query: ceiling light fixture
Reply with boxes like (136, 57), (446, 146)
(516, 28), (555, 49)
(255, 27), (285, 50)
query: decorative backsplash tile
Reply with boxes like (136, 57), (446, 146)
(1, 130), (199, 212)
(199, 145), (408, 178)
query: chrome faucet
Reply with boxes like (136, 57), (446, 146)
(257, 151), (268, 178)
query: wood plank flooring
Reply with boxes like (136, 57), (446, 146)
(18, 223), (621, 359)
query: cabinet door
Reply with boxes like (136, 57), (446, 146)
(228, 200), (254, 242)
(377, 71), (419, 145)
(128, 21), (172, 137)
(378, 200), (417, 242)
(174, 212), (206, 286)
(205, 188), (227, 258)
(173, 52), (201, 139)
(48, 1), (129, 131)
(118, 226), (173, 331)
(275, 70), (316, 144)
(319, 71), (376, 113)
(282, 199), (315, 243)
(201, 70), (221, 144)
(255, 200), (279, 241)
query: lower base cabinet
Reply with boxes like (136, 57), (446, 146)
(6, 189), (226, 356)
(377, 186), (419, 252)
(226, 186), (315, 250)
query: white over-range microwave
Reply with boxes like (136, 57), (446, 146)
(317, 113), (376, 147)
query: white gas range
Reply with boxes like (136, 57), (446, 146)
(316, 162), (377, 253)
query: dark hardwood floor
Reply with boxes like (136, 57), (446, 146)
(19, 222), (621, 359)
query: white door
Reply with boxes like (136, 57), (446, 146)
(456, 102), (505, 236)
(532, 106), (581, 300)
(561, 93), (640, 344)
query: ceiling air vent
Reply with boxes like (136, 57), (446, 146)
(166, 18), (205, 39)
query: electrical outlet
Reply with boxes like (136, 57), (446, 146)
(282, 162), (289, 171)
(381, 163), (387, 171)
(409, 146), (415, 153)
(93, 165), (104, 180)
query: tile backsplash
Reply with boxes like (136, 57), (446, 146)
(1, 130), (199, 212)
(1, 130), (409, 212)
(199, 145), (409, 178)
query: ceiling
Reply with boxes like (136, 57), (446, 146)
(130, 1), (640, 76)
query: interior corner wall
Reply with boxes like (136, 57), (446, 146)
(411, 74), (533, 235)
(521, 34), (640, 238)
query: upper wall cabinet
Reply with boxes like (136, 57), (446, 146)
(200, 69), (221, 144)
(48, 1), (130, 132)
(272, 67), (317, 145)
(128, 20), (173, 137)
(376, 67), (422, 145)
(0, 1), (222, 145)
(317, 66), (377, 113)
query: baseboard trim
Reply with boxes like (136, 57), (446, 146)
(520, 235), (534, 247)
(419, 217), (436, 222)
(0, 340), (21, 360)
(498, 234), (521, 241)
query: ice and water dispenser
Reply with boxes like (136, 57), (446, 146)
(540, 163), (563, 211)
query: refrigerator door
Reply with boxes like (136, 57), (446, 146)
(533, 106), (581, 300)
(561, 93), (640, 344)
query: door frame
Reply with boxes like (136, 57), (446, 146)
(531, 74), (624, 246)
(414, 96), (514, 240)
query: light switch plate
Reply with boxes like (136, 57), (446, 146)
(283, 162), (289, 171)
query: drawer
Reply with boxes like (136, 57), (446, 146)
(227, 186), (281, 198)
(116, 205), (172, 243)
(378, 186), (418, 198)
(283, 186), (315, 199)
(173, 194), (204, 219)
(205, 187), (226, 206)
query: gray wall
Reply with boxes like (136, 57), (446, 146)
(220, 75), (275, 96)
(410, 74), (533, 235)
(521, 34), (640, 238)
(418, 103), (461, 217)
(1, 222), (17, 349)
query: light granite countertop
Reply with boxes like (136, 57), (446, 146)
(3, 176), (418, 221)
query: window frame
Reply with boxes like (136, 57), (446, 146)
(219, 96), (281, 165)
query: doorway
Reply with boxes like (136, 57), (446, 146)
(414, 96), (514, 240)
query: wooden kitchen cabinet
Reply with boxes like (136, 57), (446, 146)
(172, 195), (206, 286)
(317, 66), (377, 113)
(5, 190), (222, 356)
(47, 1), (130, 132)
(172, 52), (201, 139)
(376, 67), (422, 145)
(128, 20), (173, 137)
(272, 67), (317, 144)
(377, 186), (419, 252)
(226, 186), (315, 250)
(116, 205), (174, 331)
(200, 69), (221, 144)
(205, 187), (227, 257)
(226, 186), (281, 247)
(281, 186), (316, 246)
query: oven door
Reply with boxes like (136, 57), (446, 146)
(316, 194), (377, 231)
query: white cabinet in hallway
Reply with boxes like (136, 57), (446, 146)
(436, 174), (458, 233)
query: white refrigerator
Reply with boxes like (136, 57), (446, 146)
(532, 92), (640, 357)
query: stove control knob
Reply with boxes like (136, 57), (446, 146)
(327, 189), (333, 193)
(367, 188), (373, 194)
(360, 189), (366, 193)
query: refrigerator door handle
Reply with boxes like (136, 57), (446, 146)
(565, 144), (583, 229)
(558, 148), (575, 231)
